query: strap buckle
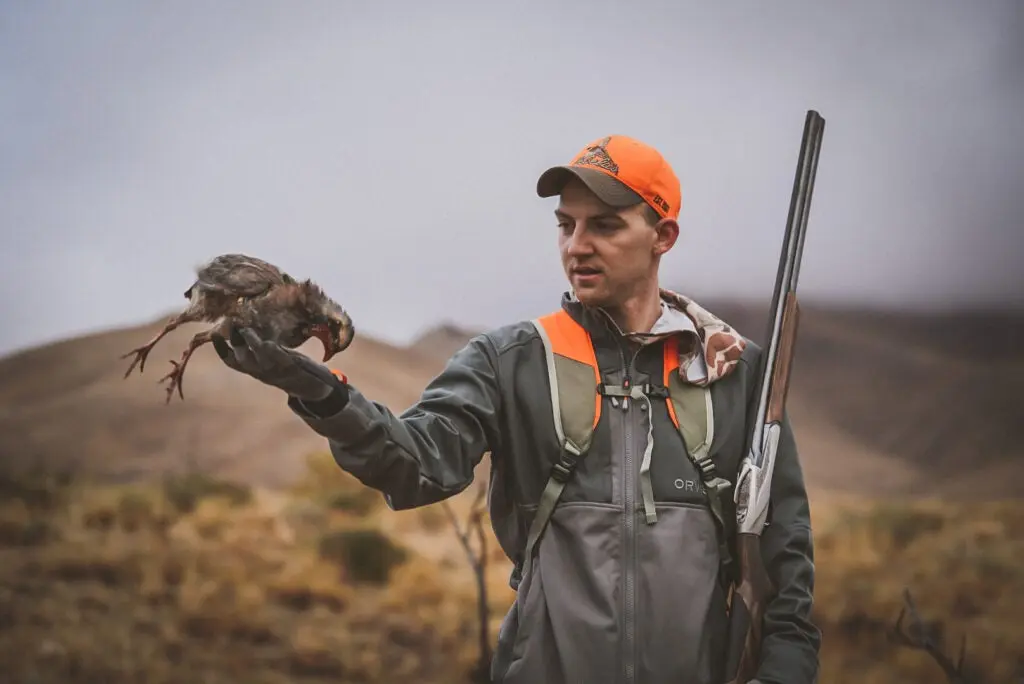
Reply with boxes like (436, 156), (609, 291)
(598, 381), (669, 399)
(550, 448), (579, 484)
(597, 382), (629, 398)
(705, 475), (732, 496)
(644, 383), (670, 399)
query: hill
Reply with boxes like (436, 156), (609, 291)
(415, 299), (1024, 498)
(0, 313), (445, 488)
(408, 322), (481, 362)
(707, 300), (1024, 494)
(0, 300), (1021, 497)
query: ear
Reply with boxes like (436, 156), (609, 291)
(652, 218), (680, 256)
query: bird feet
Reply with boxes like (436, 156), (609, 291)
(158, 359), (187, 403)
(120, 344), (155, 378)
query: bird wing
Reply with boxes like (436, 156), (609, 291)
(192, 253), (292, 298)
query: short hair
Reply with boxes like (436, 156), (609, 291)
(641, 203), (661, 226)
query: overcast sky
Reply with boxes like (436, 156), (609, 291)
(1, 0), (1021, 357)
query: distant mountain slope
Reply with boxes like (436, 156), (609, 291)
(411, 300), (1024, 497)
(409, 322), (480, 361)
(708, 300), (1024, 485)
(0, 313), (446, 487)
(0, 302), (1021, 497)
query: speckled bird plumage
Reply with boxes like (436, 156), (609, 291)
(121, 253), (354, 402)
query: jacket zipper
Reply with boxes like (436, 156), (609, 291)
(594, 307), (644, 684)
(620, 343), (643, 684)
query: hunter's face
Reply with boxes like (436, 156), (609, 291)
(557, 177), (676, 310)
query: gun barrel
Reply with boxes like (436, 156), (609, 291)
(749, 110), (825, 467)
(790, 113), (824, 291)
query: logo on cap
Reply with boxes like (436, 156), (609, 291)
(571, 136), (619, 175)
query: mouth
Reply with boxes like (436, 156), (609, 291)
(571, 266), (603, 281)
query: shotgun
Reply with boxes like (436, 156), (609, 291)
(722, 109), (825, 684)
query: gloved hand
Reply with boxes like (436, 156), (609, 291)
(211, 326), (348, 404)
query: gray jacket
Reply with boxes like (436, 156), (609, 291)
(288, 292), (821, 684)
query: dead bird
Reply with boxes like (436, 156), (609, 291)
(121, 253), (355, 402)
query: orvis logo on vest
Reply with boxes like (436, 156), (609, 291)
(673, 478), (707, 494)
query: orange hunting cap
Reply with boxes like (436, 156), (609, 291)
(536, 135), (681, 220)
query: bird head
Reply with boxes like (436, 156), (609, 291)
(296, 280), (355, 362)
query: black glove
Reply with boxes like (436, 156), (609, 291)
(212, 326), (348, 405)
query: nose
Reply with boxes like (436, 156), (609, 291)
(564, 223), (594, 258)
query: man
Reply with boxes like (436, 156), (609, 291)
(212, 134), (821, 684)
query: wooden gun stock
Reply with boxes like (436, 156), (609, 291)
(766, 293), (801, 425)
(724, 533), (776, 684)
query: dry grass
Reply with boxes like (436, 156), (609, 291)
(813, 498), (1024, 683)
(0, 460), (1021, 683)
(0, 459), (488, 684)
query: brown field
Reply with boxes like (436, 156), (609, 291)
(0, 300), (1022, 682)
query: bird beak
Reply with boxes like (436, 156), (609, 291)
(310, 324), (334, 362)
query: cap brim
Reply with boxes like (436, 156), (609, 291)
(536, 166), (644, 208)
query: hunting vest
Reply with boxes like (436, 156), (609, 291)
(520, 308), (736, 587)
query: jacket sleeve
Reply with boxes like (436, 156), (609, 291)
(285, 333), (502, 510)
(754, 410), (822, 684)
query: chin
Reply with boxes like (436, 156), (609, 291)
(572, 288), (613, 308)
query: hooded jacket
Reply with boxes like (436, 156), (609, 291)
(287, 290), (821, 684)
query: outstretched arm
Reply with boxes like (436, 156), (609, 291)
(287, 333), (503, 510)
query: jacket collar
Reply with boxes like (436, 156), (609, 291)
(560, 287), (747, 386)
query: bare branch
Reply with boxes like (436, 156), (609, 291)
(470, 485), (486, 512)
(440, 488), (492, 682)
(441, 499), (480, 572)
(440, 499), (465, 540)
(890, 588), (972, 684)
